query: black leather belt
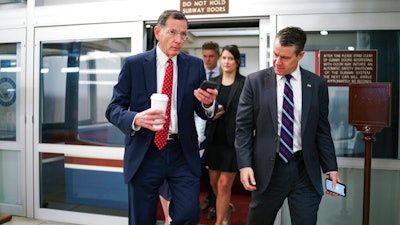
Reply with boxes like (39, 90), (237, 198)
(293, 150), (302, 158)
(277, 151), (302, 157)
(167, 133), (179, 140)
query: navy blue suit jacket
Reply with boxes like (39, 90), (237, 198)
(235, 67), (338, 196)
(106, 47), (216, 183)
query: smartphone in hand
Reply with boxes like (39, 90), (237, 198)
(325, 178), (346, 197)
(200, 80), (219, 90)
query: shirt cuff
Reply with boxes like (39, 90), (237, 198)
(202, 101), (216, 118)
(131, 117), (141, 131)
(326, 171), (338, 174)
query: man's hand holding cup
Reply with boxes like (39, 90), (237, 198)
(133, 93), (169, 131)
(150, 93), (169, 130)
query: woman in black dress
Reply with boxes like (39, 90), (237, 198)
(206, 45), (246, 225)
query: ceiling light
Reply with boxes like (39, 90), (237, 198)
(320, 30), (328, 35)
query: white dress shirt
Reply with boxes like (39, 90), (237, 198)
(133, 46), (215, 134)
(156, 46), (179, 134)
(205, 66), (220, 80)
(276, 65), (302, 153)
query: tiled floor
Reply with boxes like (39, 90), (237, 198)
(1, 216), (76, 225)
(1, 216), (166, 225)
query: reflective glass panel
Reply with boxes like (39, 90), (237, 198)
(0, 149), (21, 205)
(281, 168), (400, 225)
(0, 43), (20, 141)
(300, 30), (399, 159)
(39, 38), (130, 146)
(40, 152), (127, 216)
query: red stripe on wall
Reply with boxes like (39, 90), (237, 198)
(64, 156), (123, 167)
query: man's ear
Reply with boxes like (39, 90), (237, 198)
(154, 26), (161, 41)
(297, 51), (305, 60)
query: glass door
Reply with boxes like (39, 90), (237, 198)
(0, 28), (26, 216)
(33, 22), (140, 224)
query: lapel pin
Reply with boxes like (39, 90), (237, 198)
(307, 84), (312, 88)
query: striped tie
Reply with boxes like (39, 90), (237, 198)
(279, 74), (294, 163)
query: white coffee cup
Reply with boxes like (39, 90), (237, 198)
(150, 93), (169, 130)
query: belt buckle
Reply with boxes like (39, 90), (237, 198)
(167, 133), (178, 140)
(293, 151), (302, 158)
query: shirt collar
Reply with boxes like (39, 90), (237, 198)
(290, 65), (301, 81)
(156, 44), (177, 66)
(277, 64), (301, 81)
(205, 66), (217, 74)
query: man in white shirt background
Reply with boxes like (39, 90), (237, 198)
(196, 41), (220, 220)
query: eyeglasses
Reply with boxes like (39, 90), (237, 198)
(164, 29), (188, 40)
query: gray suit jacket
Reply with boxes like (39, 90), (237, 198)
(235, 66), (338, 196)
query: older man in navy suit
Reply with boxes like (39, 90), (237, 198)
(106, 10), (218, 225)
(235, 26), (342, 225)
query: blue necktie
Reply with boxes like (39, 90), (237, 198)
(208, 71), (214, 80)
(279, 75), (294, 163)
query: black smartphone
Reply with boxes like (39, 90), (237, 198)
(325, 178), (346, 197)
(200, 80), (219, 90)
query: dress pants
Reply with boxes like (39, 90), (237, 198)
(247, 153), (321, 225)
(128, 140), (200, 225)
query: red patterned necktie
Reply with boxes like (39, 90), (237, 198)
(154, 59), (173, 150)
(279, 74), (294, 162)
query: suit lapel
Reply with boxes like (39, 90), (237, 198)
(301, 69), (312, 136)
(265, 70), (278, 134)
(177, 54), (188, 112)
(225, 76), (241, 111)
(144, 49), (157, 97)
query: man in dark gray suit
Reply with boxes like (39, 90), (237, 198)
(235, 26), (342, 225)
